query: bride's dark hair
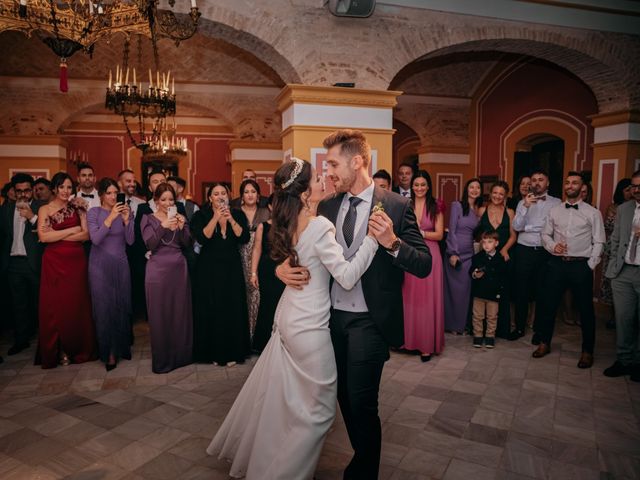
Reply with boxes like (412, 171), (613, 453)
(270, 159), (312, 266)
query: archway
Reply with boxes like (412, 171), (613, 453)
(501, 113), (587, 196)
(513, 134), (564, 198)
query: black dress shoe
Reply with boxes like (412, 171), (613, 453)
(603, 361), (629, 377)
(105, 363), (117, 372)
(532, 343), (551, 358)
(420, 354), (432, 362)
(630, 365), (640, 383)
(508, 330), (524, 341)
(7, 342), (29, 356)
(531, 333), (541, 345)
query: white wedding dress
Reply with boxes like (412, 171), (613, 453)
(207, 216), (378, 479)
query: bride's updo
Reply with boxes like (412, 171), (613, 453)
(270, 158), (312, 266)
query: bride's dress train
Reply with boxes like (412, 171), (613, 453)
(207, 216), (377, 479)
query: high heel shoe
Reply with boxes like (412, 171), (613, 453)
(420, 354), (432, 362)
(105, 363), (117, 372)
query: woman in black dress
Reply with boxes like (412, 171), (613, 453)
(478, 181), (516, 339)
(249, 196), (284, 352)
(191, 183), (250, 366)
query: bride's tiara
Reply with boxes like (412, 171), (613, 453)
(280, 157), (306, 189)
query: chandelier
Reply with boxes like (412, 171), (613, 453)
(0, 0), (201, 91)
(145, 118), (187, 156)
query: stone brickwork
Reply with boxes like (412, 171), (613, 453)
(0, 0), (638, 140)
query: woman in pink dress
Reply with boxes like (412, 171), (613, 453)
(402, 170), (445, 361)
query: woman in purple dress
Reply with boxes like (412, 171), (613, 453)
(444, 178), (483, 334)
(402, 170), (445, 361)
(141, 183), (193, 374)
(87, 178), (134, 371)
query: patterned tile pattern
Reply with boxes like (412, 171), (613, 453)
(0, 321), (638, 480)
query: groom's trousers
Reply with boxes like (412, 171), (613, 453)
(330, 309), (389, 480)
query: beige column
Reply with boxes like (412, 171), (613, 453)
(228, 141), (282, 197)
(590, 110), (640, 212)
(0, 135), (68, 185)
(277, 84), (400, 176)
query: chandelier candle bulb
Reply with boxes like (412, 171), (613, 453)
(172, 77), (174, 95)
(148, 69), (153, 87)
(89, 1), (93, 15)
(108, 70), (112, 89)
(133, 68), (136, 86)
(97, 4), (103, 14)
(125, 68), (129, 86)
(191, 0), (196, 8)
(157, 71), (160, 90)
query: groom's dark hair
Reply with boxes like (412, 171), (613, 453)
(323, 129), (371, 167)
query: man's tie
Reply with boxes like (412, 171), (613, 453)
(342, 197), (363, 247)
(565, 203), (578, 210)
(81, 193), (94, 198)
(630, 235), (638, 263)
(402, 191), (409, 197)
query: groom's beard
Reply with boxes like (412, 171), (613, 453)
(332, 170), (356, 193)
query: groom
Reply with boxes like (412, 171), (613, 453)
(278, 129), (431, 479)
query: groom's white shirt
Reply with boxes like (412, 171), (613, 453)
(336, 180), (374, 240)
(331, 181), (375, 312)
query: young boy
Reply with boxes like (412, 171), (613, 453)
(470, 230), (507, 348)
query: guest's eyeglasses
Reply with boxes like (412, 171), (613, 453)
(14, 188), (32, 194)
(630, 184), (640, 190)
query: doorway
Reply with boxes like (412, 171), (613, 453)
(513, 135), (564, 198)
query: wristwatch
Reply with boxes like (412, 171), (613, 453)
(386, 236), (401, 253)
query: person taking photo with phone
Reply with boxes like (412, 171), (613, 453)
(87, 178), (134, 371)
(141, 183), (193, 374)
(191, 182), (251, 366)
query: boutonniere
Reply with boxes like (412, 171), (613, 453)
(372, 201), (385, 214)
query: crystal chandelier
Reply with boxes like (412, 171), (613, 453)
(145, 118), (187, 156)
(0, 0), (201, 91)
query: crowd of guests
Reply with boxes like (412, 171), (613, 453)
(1, 161), (639, 381)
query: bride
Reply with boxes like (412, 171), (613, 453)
(206, 158), (379, 479)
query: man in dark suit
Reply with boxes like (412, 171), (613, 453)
(1, 173), (43, 355)
(278, 130), (431, 480)
(392, 162), (414, 198)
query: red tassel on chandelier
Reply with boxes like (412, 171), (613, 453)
(59, 59), (68, 93)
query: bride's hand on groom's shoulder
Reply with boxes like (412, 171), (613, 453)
(368, 211), (396, 248)
(276, 258), (311, 290)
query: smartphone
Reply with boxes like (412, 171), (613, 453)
(168, 206), (177, 218)
(116, 193), (126, 205)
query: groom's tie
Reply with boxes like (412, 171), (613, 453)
(343, 197), (363, 247)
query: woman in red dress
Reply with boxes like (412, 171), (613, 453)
(37, 172), (96, 368)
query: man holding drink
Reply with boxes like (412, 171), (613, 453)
(511, 168), (561, 340)
(0, 173), (43, 356)
(532, 172), (605, 368)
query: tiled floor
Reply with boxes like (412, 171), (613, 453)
(0, 319), (639, 480)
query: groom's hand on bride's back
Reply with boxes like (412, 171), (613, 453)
(275, 258), (311, 290)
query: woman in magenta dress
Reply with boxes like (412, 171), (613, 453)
(402, 170), (445, 361)
(37, 172), (96, 368)
(141, 183), (193, 373)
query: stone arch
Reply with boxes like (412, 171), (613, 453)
(195, 5), (302, 85)
(501, 111), (588, 187)
(387, 37), (638, 113)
